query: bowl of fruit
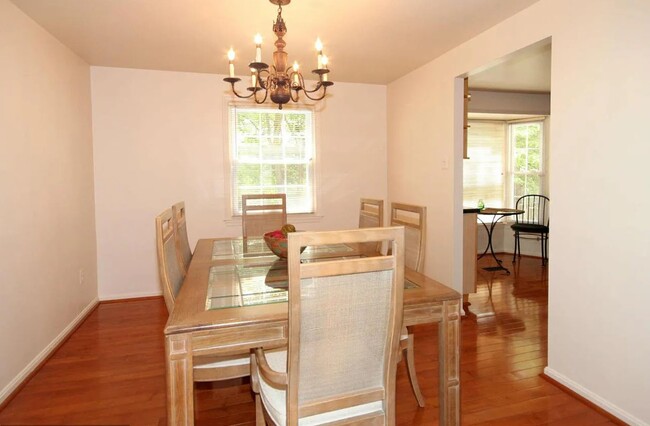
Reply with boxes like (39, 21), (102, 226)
(263, 224), (305, 258)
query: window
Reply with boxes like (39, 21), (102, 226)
(463, 117), (546, 209)
(509, 122), (544, 208)
(229, 106), (315, 215)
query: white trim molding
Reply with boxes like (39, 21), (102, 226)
(544, 367), (648, 426)
(0, 298), (99, 406)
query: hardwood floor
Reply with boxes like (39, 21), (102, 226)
(0, 256), (618, 425)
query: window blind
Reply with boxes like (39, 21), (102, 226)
(463, 121), (506, 208)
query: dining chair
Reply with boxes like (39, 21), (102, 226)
(155, 209), (250, 382)
(511, 194), (550, 265)
(389, 202), (427, 407)
(390, 202), (426, 273)
(155, 208), (184, 313)
(359, 198), (384, 254)
(251, 227), (405, 425)
(172, 201), (192, 276)
(359, 198), (384, 228)
(242, 193), (287, 238)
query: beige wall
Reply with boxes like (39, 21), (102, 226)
(0, 0), (97, 402)
(90, 67), (387, 299)
(388, 0), (650, 423)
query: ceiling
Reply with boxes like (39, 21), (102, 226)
(10, 0), (541, 85)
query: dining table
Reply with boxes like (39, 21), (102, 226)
(477, 207), (524, 274)
(165, 236), (461, 425)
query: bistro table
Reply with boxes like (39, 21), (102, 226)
(165, 237), (461, 425)
(477, 207), (524, 274)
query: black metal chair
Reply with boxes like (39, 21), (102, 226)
(512, 195), (550, 265)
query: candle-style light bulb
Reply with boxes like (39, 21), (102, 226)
(315, 38), (324, 69)
(227, 48), (235, 78)
(250, 68), (257, 88)
(321, 55), (329, 82)
(292, 61), (300, 86)
(254, 33), (263, 63)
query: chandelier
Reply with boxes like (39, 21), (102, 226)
(223, 0), (333, 110)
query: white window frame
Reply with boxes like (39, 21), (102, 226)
(226, 103), (318, 218)
(506, 118), (547, 209)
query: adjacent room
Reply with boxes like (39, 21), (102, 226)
(464, 40), (551, 271)
(1, 0), (649, 424)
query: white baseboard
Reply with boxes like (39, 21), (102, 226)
(0, 297), (99, 406)
(544, 367), (647, 426)
(99, 290), (162, 301)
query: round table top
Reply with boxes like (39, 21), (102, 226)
(478, 207), (524, 216)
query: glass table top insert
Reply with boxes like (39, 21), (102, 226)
(206, 240), (420, 310)
(212, 237), (355, 260)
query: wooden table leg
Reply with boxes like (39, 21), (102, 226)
(166, 333), (194, 426)
(438, 298), (461, 425)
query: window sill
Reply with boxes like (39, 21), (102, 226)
(224, 213), (324, 228)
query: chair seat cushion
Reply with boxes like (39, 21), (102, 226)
(511, 223), (549, 233)
(258, 350), (384, 425)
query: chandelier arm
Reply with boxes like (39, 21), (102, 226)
(252, 88), (262, 104)
(229, 82), (256, 99)
(294, 72), (327, 101)
(302, 81), (325, 95)
(288, 71), (305, 99)
(302, 86), (323, 95)
(258, 69), (271, 90)
(252, 80), (270, 104)
(302, 86), (328, 101)
(263, 75), (273, 102)
(290, 85), (300, 102)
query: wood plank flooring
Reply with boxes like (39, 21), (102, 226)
(0, 256), (618, 425)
